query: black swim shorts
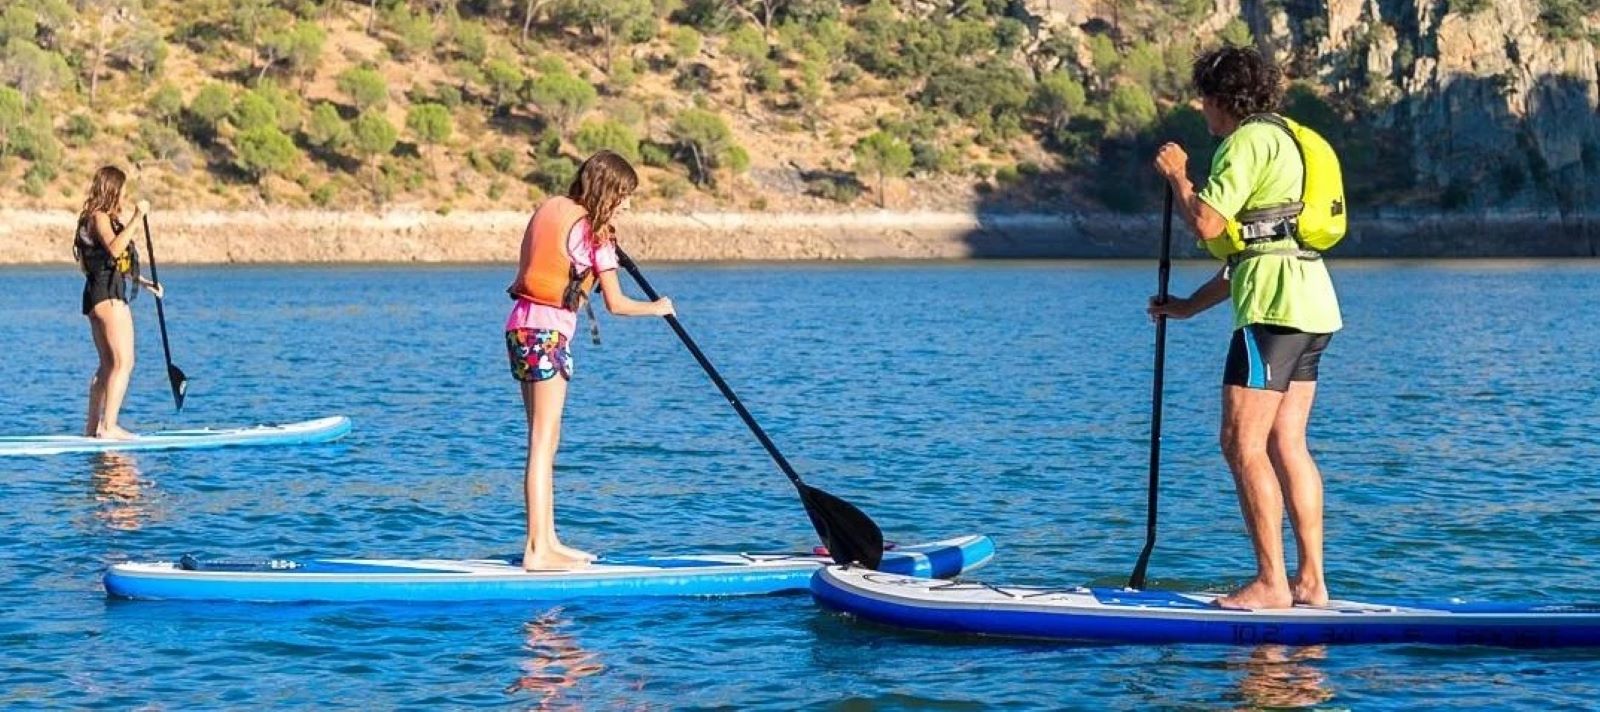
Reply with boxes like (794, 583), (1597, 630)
(1223, 324), (1331, 392)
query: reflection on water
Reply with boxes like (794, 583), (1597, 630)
(1229, 645), (1337, 710)
(505, 607), (604, 710)
(88, 452), (151, 531)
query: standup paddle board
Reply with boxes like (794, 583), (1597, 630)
(0, 417), (351, 456)
(105, 535), (994, 602)
(812, 566), (1600, 648)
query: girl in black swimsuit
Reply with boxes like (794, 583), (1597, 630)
(77, 166), (162, 439)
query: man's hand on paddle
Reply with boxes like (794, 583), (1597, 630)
(1147, 295), (1197, 322)
(1153, 143), (1189, 183)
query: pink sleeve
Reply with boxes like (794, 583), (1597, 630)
(592, 240), (619, 273)
(566, 220), (589, 265)
(567, 218), (619, 272)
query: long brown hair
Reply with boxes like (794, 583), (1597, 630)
(81, 166), (126, 222)
(567, 151), (638, 248)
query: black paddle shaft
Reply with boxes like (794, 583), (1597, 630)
(1129, 186), (1174, 591)
(142, 215), (187, 411)
(617, 251), (807, 490)
(615, 249), (883, 568)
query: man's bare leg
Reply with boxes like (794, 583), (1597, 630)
(1216, 384), (1294, 610)
(1267, 380), (1328, 606)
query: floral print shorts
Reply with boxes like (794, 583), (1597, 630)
(505, 328), (573, 382)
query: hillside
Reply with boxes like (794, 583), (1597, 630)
(0, 0), (1596, 217)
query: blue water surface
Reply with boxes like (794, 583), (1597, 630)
(2, 261), (1598, 709)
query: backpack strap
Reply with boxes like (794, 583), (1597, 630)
(1240, 113), (1319, 252)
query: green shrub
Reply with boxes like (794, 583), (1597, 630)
(1105, 84), (1157, 137)
(668, 108), (737, 186)
(608, 56), (638, 92)
(352, 111), (398, 164)
(406, 103), (453, 150)
(529, 72), (598, 132)
(911, 141), (960, 175)
(1219, 18), (1253, 47)
(150, 83), (184, 125)
(809, 177), (861, 203)
(63, 114), (96, 147)
(668, 26), (702, 64)
(1448, 0), (1492, 13)
(236, 126), (299, 182)
(854, 131), (912, 206)
(22, 171), (47, 197)
(573, 119), (641, 163)
(189, 83), (233, 137)
(654, 175), (691, 199)
(641, 141), (673, 167)
(489, 147), (518, 174)
(232, 91), (279, 132)
(483, 58), (527, 113)
(433, 84), (463, 109)
(453, 20), (489, 62)
(337, 67), (389, 111)
(384, 3), (436, 60)
(535, 128), (562, 158)
(139, 121), (188, 163)
(753, 63), (783, 93)
(534, 155), (578, 194)
(306, 102), (351, 150)
(14, 114), (60, 166)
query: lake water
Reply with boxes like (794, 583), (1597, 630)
(3, 261), (1598, 709)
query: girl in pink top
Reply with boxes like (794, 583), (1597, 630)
(504, 151), (674, 571)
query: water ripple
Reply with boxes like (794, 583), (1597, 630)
(2, 263), (1598, 708)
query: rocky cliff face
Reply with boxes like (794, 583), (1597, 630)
(1278, 0), (1599, 216)
(1023, 0), (1599, 217)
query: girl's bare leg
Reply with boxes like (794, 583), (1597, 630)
(91, 300), (136, 440)
(520, 378), (590, 571)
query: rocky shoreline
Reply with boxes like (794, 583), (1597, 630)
(1, 209), (1594, 264)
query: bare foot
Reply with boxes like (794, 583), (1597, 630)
(551, 542), (596, 562)
(522, 548), (591, 572)
(1214, 578), (1294, 610)
(96, 425), (137, 441)
(1291, 577), (1329, 607)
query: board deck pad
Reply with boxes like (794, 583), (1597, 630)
(812, 567), (1600, 648)
(105, 535), (995, 603)
(0, 417), (352, 456)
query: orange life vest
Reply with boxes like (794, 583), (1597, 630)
(508, 196), (598, 310)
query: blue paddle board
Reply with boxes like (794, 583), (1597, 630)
(812, 566), (1600, 648)
(0, 416), (351, 456)
(105, 535), (995, 602)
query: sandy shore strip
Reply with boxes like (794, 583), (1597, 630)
(2, 209), (1593, 264)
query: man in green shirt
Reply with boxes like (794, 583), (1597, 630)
(1148, 46), (1342, 610)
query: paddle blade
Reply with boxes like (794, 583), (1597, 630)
(801, 484), (884, 570)
(167, 364), (188, 411)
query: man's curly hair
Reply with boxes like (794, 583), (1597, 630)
(1192, 46), (1283, 119)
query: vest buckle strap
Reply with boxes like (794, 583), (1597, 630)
(1240, 218), (1297, 243)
